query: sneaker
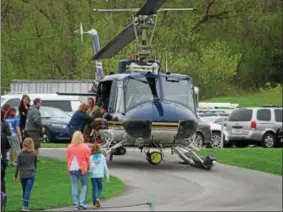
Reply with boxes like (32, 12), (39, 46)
(96, 199), (101, 208)
(72, 205), (79, 211)
(21, 207), (29, 212)
(79, 205), (87, 210)
(11, 162), (17, 167)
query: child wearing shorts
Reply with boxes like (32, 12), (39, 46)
(6, 108), (22, 167)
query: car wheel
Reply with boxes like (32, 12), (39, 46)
(210, 132), (222, 148)
(192, 132), (204, 148)
(262, 133), (275, 148)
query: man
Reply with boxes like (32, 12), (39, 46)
(84, 104), (110, 144)
(84, 97), (100, 136)
(86, 97), (100, 118)
(25, 98), (45, 158)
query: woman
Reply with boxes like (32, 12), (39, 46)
(89, 143), (109, 209)
(67, 103), (93, 138)
(66, 131), (91, 211)
(18, 94), (30, 141)
(14, 138), (37, 212)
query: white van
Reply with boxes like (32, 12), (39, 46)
(1, 93), (81, 115)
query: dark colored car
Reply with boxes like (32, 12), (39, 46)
(40, 106), (71, 142)
(192, 116), (212, 147)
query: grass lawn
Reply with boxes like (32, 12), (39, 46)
(5, 157), (125, 211)
(202, 89), (282, 107)
(41, 142), (69, 148)
(199, 147), (282, 175)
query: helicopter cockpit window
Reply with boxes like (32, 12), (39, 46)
(96, 81), (112, 110)
(160, 77), (195, 112)
(124, 77), (153, 111)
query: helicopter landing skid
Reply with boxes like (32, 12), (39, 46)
(175, 146), (216, 170)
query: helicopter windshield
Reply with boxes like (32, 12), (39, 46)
(124, 77), (153, 111)
(159, 76), (195, 112)
(124, 75), (195, 112)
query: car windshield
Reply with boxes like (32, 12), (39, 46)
(40, 107), (70, 118)
(214, 117), (227, 124)
(1, 97), (6, 104)
(228, 109), (253, 121)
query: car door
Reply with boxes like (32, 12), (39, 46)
(255, 108), (273, 140)
(274, 108), (282, 131)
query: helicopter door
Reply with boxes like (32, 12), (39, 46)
(96, 80), (117, 113)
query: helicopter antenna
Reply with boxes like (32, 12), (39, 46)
(80, 22), (84, 43)
(165, 58), (168, 73)
(92, 0), (198, 61)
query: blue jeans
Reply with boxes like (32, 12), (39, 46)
(91, 178), (103, 205)
(20, 176), (35, 208)
(69, 170), (88, 208)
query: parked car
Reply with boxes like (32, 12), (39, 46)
(1, 93), (81, 116)
(187, 117), (212, 148)
(199, 116), (230, 148)
(226, 107), (282, 147)
(213, 117), (228, 125)
(40, 106), (71, 142)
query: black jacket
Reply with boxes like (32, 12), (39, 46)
(19, 104), (30, 130)
(1, 120), (11, 159)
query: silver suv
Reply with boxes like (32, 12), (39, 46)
(226, 107), (282, 147)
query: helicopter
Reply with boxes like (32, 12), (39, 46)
(57, 0), (216, 170)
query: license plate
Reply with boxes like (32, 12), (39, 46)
(232, 128), (242, 133)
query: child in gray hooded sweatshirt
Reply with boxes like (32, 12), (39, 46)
(89, 143), (109, 209)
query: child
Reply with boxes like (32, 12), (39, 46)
(6, 108), (22, 166)
(89, 143), (110, 208)
(14, 138), (37, 212)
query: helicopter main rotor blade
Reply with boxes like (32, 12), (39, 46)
(92, 23), (142, 60)
(136, 0), (167, 15)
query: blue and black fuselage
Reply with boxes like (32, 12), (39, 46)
(96, 61), (199, 142)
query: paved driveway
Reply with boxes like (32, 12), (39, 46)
(40, 148), (282, 211)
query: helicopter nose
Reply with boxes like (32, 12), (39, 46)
(123, 100), (198, 140)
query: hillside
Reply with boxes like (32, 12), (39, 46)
(204, 85), (282, 107)
(1, 0), (282, 98)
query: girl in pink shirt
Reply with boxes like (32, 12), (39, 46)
(66, 131), (91, 211)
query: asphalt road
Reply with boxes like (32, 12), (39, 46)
(40, 148), (282, 211)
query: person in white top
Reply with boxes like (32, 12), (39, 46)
(88, 143), (109, 209)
